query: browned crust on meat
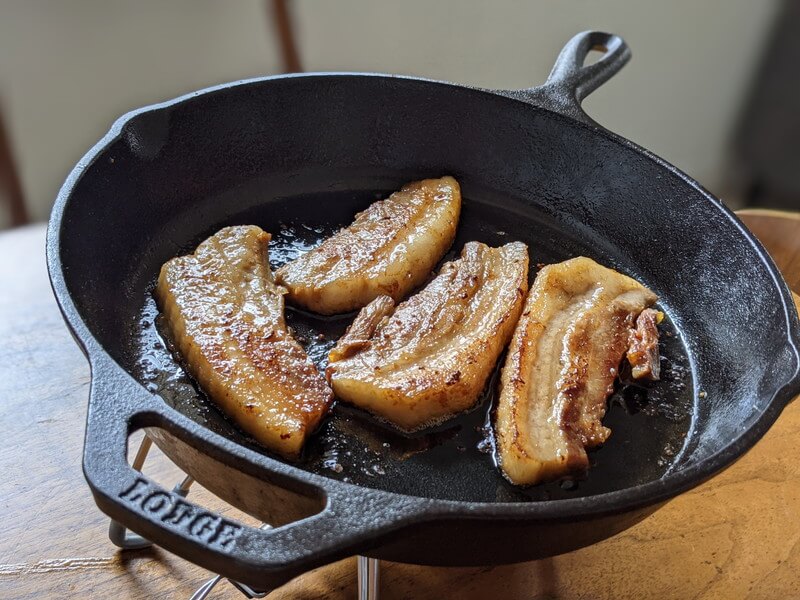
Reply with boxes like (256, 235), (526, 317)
(328, 295), (395, 363)
(156, 226), (333, 457)
(627, 308), (662, 381)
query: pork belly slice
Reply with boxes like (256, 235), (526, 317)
(276, 176), (461, 315)
(496, 256), (658, 486)
(156, 225), (333, 458)
(327, 241), (528, 431)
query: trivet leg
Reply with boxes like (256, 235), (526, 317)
(108, 435), (153, 549)
(108, 434), (195, 549)
(109, 434), (270, 598)
(190, 574), (268, 599)
(357, 556), (380, 600)
(189, 574), (223, 600)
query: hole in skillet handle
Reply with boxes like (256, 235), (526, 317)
(82, 356), (422, 591)
(583, 44), (610, 66)
(496, 30), (631, 128)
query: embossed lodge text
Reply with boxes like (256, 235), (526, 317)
(119, 478), (242, 548)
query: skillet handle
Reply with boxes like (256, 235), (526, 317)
(513, 30), (631, 127)
(83, 360), (422, 591)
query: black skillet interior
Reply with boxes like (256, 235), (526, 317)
(56, 62), (799, 509)
(135, 189), (695, 503)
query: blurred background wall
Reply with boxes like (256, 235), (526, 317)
(0, 0), (786, 228)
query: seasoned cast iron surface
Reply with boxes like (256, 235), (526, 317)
(135, 190), (694, 503)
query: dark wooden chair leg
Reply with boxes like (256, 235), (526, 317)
(0, 107), (28, 227)
(269, 0), (303, 73)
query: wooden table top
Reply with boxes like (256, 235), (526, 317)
(1, 212), (799, 599)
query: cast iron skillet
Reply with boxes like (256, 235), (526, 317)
(48, 31), (800, 589)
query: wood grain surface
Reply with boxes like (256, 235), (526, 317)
(1, 215), (799, 599)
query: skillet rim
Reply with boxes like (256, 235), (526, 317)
(47, 71), (800, 522)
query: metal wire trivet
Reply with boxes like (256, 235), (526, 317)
(110, 435), (380, 600)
